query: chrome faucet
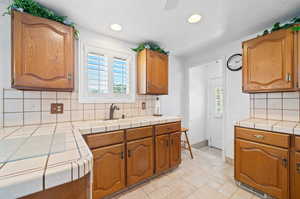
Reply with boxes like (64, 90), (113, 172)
(109, 104), (120, 120)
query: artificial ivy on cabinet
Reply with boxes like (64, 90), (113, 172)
(3, 0), (79, 38)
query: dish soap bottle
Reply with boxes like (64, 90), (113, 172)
(154, 97), (162, 116)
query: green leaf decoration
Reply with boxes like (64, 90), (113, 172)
(3, 0), (79, 39)
(132, 42), (169, 55)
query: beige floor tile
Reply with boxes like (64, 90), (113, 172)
(112, 147), (258, 199)
(187, 185), (227, 199)
(230, 188), (253, 199)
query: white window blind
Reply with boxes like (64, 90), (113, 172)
(87, 53), (108, 94)
(79, 41), (136, 103)
(112, 57), (129, 95)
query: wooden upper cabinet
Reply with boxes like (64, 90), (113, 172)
(12, 11), (74, 91)
(235, 139), (289, 199)
(170, 132), (181, 168)
(242, 28), (295, 93)
(92, 144), (125, 199)
(127, 138), (154, 186)
(137, 49), (168, 95)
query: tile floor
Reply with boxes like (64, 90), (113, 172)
(112, 147), (260, 199)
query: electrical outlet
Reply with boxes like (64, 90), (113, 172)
(51, 103), (64, 114)
(142, 102), (146, 110)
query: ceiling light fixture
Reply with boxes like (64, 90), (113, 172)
(188, 14), (202, 24)
(110, 24), (122, 31)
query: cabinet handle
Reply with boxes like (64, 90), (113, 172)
(286, 73), (292, 82)
(166, 140), (169, 147)
(282, 158), (288, 168)
(67, 72), (72, 80)
(128, 150), (131, 157)
(120, 152), (124, 160)
(297, 163), (300, 173)
(253, 134), (264, 139)
(171, 139), (174, 145)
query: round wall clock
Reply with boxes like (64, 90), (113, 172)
(227, 53), (242, 71)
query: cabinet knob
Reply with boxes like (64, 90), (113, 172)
(297, 163), (300, 173)
(128, 150), (131, 157)
(286, 73), (292, 82)
(253, 134), (264, 139)
(67, 73), (73, 80)
(282, 158), (288, 168)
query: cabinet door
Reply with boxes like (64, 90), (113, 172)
(156, 134), (170, 173)
(293, 152), (300, 199)
(92, 144), (125, 199)
(147, 50), (168, 94)
(243, 29), (294, 92)
(235, 139), (289, 199)
(170, 132), (181, 168)
(127, 138), (153, 185)
(12, 11), (74, 91)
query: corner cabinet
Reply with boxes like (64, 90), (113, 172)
(242, 27), (300, 93)
(137, 49), (168, 95)
(235, 127), (290, 199)
(11, 11), (74, 91)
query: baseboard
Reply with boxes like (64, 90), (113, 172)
(191, 140), (208, 149)
(225, 156), (234, 165)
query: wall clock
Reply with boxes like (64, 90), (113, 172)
(227, 53), (242, 71)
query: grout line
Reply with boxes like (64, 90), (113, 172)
(22, 91), (24, 126)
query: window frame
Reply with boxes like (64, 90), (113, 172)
(79, 40), (136, 103)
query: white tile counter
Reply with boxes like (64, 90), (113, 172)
(236, 118), (300, 135)
(0, 116), (182, 199)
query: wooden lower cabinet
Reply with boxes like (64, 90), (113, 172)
(88, 123), (182, 199)
(292, 152), (300, 199)
(127, 138), (154, 186)
(92, 144), (125, 199)
(170, 132), (182, 168)
(235, 138), (289, 199)
(156, 134), (170, 173)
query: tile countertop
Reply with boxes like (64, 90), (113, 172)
(0, 116), (182, 199)
(236, 118), (300, 135)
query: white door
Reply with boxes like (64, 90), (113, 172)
(207, 77), (224, 149)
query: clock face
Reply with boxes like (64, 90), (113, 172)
(227, 54), (242, 71)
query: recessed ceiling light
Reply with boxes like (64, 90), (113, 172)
(110, 24), (122, 31)
(188, 14), (202, 24)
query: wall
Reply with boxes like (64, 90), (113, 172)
(183, 35), (255, 159)
(188, 65), (207, 144)
(0, 2), (185, 128)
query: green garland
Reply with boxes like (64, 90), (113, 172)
(132, 42), (169, 55)
(259, 16), (300, 37)
(3, 0), (79, 39)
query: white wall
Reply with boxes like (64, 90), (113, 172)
(188, 66), (207, 144)
(160, 55), (185, 118)
(183, 34), (256, 158)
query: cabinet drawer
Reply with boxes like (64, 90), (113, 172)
(126, 126), (153, 141)
(235, 127), (290, 148)
(155, 122), (181, 135)
(84, 130), (124, 149)
(295, 136), (300, 151)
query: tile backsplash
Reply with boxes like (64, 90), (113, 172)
(1, 89), (156, 127)
(250, 92), (300, 121)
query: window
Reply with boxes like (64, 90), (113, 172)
(214, 87), (224, 118)
(79, 41), (135, 103)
